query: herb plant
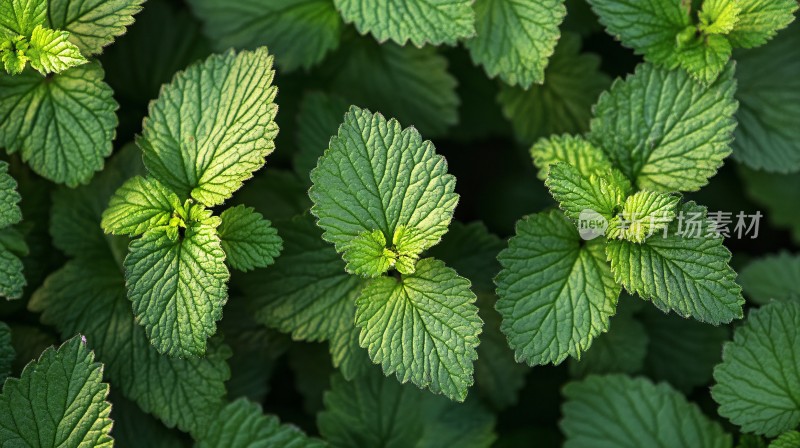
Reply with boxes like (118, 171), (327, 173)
(0, 0), (799, 446)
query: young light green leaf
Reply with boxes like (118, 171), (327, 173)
(738, 252), (800, 304)
(678, 33), (732, 85)
(326, 39), (458, 137)
(498, 32), (610, 143)
(294, 92), (349, 180)
(188, 0), (342, 72)
(125, 215), (229, 357)
(239, 215), (367, 379)
(699, 0), (741, 35)
(606, 191), (680, 243)
(496, 211), (620, 366)
(0, 0), (46, 36)
(318, 371), (496, 448)
(0, 62), (117, 186)
(197, 398), (324, 448)
(333, 0), (475, 46)
(530, 134), (614, 181)
(590, 62), (738, 192)
(606, 202), (744, 324)
(101, 176), (182, 237)
(568, 311), (648, 378)
(26, 25), (87, 74)
(341, 229), (397, 278)
(562, 374), (732, 448)
(218, 205), (282, 272)
(587, 0), (690, 69)
(0, 161), (21, 229)
(30, 259), (232, 436)
(466, 0), (566, 88)
(46, 0), (145, 56)
(1, 43), (29, 75)
(727, 0), (797, 49)
(310, 106), (458, 277)
(545, 162), (626, 221)
(771, 431), (800, 448)
(0, 322), (13, 383)
(713, 301), (800, 437)
(733, 23), (800, 173)
(139, 48), (278, 207)
(0, 335), (114, 448)
(355, 258), (481, 401)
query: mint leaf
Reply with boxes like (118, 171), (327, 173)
(606, 191), (680, 243)
(0, 62), (117, 186)
(46, 0), (144, 55)
(466, 0), (566, 88)
(333, 0), (475, 46)
(310, 106), (458, 277)
(545, 162), (626, 221)
(30, 259), (232, 436)
(101, 176), (182, 237)
(1, 42), (29, 75)
(197, 398), (324, 448)
(139, 47), (278, 207)
(218, 205), (282, 272)
(738, 252), (800, 304)
(0, 322), (13, 383)
(771, 431), (800, 448)
(294, 92), (349, 181)
(606, 202), (743, 324)
(240, 215), (368, 380)
(318, 371), (496, 448)
(498, 33), (610, 143)
(590, 62), (738, 192)
(496, 210), (620, 366)
(733, 23), (800, 173)
(125, 213), (229, 357)
(568, 311), (648, 378)
(355, 258), (481, 401)
(530, 134), (616, 181)
(562, 374), (732, 447)
(0, 0), (46, 36)
(26, 25), (87, 74)
(0, 335), (114, 447)
(188, 0), (342, 72)
(0, 161), (21, 229)
(678, 33), (732, 85)
(713, 301), (800, 437)
(326, 39), (458, 137)
(0, 237), (25, 300)
(727, 0), (797, 48)
(699, 0), (741, 35)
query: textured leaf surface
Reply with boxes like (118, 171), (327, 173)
(318, 371), (496, 448)
(0, 62), (117, 186)
(0, 336), (114, 448)
(294, 92), (349, 181)
(327, 39), (458, 137)
(31, 259), (232, 436)
(545, 162), (626, 220)
(125, 218), (229, 357)
(0, 240), (25, 300)
(26, 25), (87, 74)
(466, 0), (566, 88)
(713, 301), (800, 437)
(333, 0), (475, 46)
(139, 48), (278, 206)
(606, 202), (743, 324)
(733, 23), (800, 173)
(496, 210), (619, 366)
(197, 398), (323, 448)
(189, 0), (341, 71)
(0, 161), (21, 229)
(310, 106), (458, 277)
(771, 431), (800, 448)
(355, 258), (481, 401)
(530, 134), (614, 181)
(606, 191), (679, 243)
(46, 0), (145, 56)
(590, 62), (738, 192)
(562, 374), (732, 448)
(738, 252), (800, 304)
(0, 0), (46, 36)
(498, 33), (610, 143)
(218, 205), (282, 272)
(101, 176), (182, 237)
(0, 322), (13, 383)
(727, 0), (797, 48)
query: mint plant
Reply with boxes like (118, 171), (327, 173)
(0, 0), (798, 446)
